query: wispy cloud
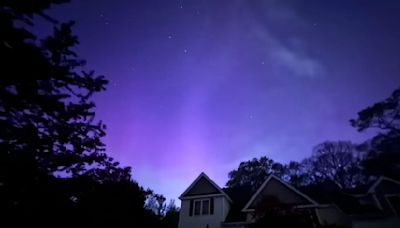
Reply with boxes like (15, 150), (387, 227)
(271, 45), (323, 78)
(243, 0), (324, 78)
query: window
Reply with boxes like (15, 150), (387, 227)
(202, 199), (210, 215)
(193, 199), (210, 216)
(194, 200), (201, 216)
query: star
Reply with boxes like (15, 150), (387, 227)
(183, 49), (188, 53)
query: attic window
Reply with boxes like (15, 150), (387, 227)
(193, 199), (210, 216)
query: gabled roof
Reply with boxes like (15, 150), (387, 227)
(242, 175), (318, 212)
(179, 172), (232, 203)
(367, 176), (400, 194)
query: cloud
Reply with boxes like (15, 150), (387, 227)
(251, 26), (323, 78)
(271, 45), (323, 78)
(243, 0), (324, 78)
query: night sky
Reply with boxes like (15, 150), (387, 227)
(39, 0), (400, 201)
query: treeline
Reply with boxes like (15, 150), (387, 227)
(225, 85), (400, 228)
(0, 1), (178, 227)
(227, 86), (400, 192)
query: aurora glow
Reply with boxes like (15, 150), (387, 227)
(40, 0), (400, 201)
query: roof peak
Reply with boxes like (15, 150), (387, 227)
(179, 172), (232, 203)
(242, 175), (318, 212)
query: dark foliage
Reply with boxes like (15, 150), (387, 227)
(1, 1), (109, 177)
(350, 87), (400, 134)
(163, 200), (180, 228)
(0, 1), (179, 227)
(309, 141), (365, 189)
(226, 156), (285, 191)
(223, 185), (253, 222)
(351, 86), (400, 179)
(361, 132), (400, 179)
(226, 141), (366, 191)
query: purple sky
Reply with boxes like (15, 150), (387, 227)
(42, 0), (400, 201)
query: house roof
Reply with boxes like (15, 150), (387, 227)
(297, 182), (378, 215)
(367, 176), (400, 193)
(317, 176), (400, 215)
(242, 175), (319, 212)
(179, 172), (233, 203)
(342, 176), (400, 196)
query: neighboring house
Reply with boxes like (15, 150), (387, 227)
(346, 176), (400, 228)
(240, 175), (350, 227)
(354, 176), (400, 216)
(179, 173), (400, 228)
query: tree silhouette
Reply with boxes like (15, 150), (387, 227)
(351, 86), (400, 178)
(361, 132), (400, 178)
(0, 2), (174, 227)
(162, 200), (180, 228)
(350, 87), (400, 134)
(226, 156), (285, 192)
(1, 5), (109, 178)
(226, 142), (368, 192)
(282, 161), (311, 187)
(309, 141), (365, 189)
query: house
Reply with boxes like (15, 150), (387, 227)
(346, 176), (400, 228)
(352, 176), (400, 216)
(178, 172), (233, 228)
(178, 173), (400, 228)
(178, 172), (348, 228)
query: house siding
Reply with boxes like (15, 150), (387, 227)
(316, 206), (351, 227)
(222, 196), (231, 221)
(373, 180), (400, 215)
(352, 217), (400, 228)
(179, 196), (229, 228)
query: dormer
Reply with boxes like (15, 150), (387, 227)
(178, 172), (232, 228)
